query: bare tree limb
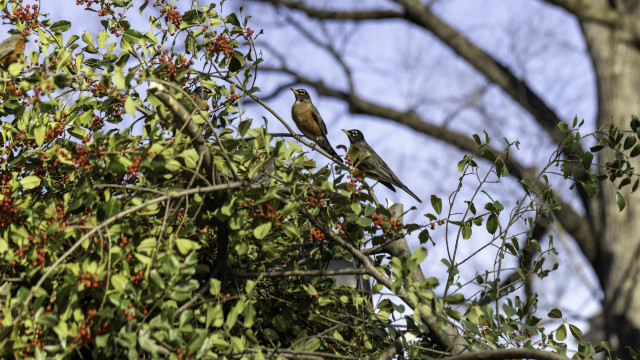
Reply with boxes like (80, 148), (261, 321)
(443, 348), (569, 360)
(254, 0), (402, 20)
(544, 0), (640, 44)
(258, 0), (569, 149)
(235, 268), (367, 278)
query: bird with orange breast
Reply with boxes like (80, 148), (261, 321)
(0, 34), (25, 69)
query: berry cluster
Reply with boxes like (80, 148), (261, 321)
(216, 291), (232, 304)
(150, 47), (194, 79)
(157, 3), (182, 27)
(3, 3), (39, 34)
(344, 154), (365, 194)
(305, 188), (327, 209)
(0, 80), (24, 96)
(175, 347), (191, 360)
(127, 155), (142, 177)
(307, 228), (325, 243)
(429, 220), (444, 230)
(118, 235), (133, 247)
(121, 302), (137, 322)
(241, 23), (254, 42)
(207, 34), (234, 59)
(30, 246), (46, 268)
(77, 273), (104, 288)
(0, 190), (19, 228)
(69, 309), (108, 348)
(243, 199), (283, 227)
(91, 115), (104, 130)
(45, 115), (67, 141)
(131, 269), (144, 285)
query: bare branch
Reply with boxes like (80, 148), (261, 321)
(443, 348), (569, 360)
(544, 0), (640, 44)
(254, 0), (402, 20)
(260, 0), (569, 149)
(235, 268), (366, 278)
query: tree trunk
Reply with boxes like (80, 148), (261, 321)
(582, 15), (640, 355)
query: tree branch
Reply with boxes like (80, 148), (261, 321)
(544, 0), (640, 44)
(235, 268), (367, 278)
(254, 0), (402, 20)
(443, 348), (569, 360)
(259, 0), (569, 149)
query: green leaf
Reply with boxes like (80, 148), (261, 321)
(103, 198), (121, 218)
(486, 213), (498, 235)
(253, 222), (272, 239)
(443, 293), (464, 304)
(548, 308), (563, 318)
(581, 151), (593, 170)
(418, 229), (430, 244)
(113, 67), (125, 89)
(473, 134), (481, 145)
(430, 195), (442, 215)
(20, 175), (41, 189)
(631, 145), (640, 157)
(123, 29), (144, 45)
(176, 238), (201, 255)
(461, 222), (472, 239)
(281, 223), (300, 238)
(580, 181), (597, 198)
(616, 191), (626, 211)
(569, 324), (583, 341)
(520, 178), (536, 194)
(34, 125), (45, 147)
(557, 122), (570, 134)
(124, 96), (136, 115)
(8, 61), (24, 76)
(180, 148), (199, 169)
(50, 20), (72, 33)
(225, 301), (244, 329)
(624, 135), (636, 150)
(556, 324), (567, 341)
(98, 31), (108, 48)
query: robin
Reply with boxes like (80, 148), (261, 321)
(189, 86), (213, 111)
(0, 34), (25, 69)
(290, 88), (343, 163)
(342, 129), (422, 203)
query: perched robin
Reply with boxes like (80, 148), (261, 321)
(290, 88), (343, 163)
(342, 129), (422, 203)
(0, 34), (25, 69)
(189, 86), (213, 110)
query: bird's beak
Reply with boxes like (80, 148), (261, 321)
(290, 88), (298, 95)
(341, 129), (350, 136)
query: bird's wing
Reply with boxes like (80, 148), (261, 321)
(359, 143), (398, 183)
(0, 36), (18, 60)
(311, 104), (328, 136)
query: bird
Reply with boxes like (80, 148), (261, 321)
(290, 88), (343, 163)
(0, 34), (25, 69)
(342, 129), (422, 203)
(189, 86), (213, 110)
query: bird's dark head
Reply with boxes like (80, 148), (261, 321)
(193, 86), (213, 100)
(291, 88), (311, 103)
(342, 129), (365, 143)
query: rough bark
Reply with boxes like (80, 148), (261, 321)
(580, 5), (640, 353)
